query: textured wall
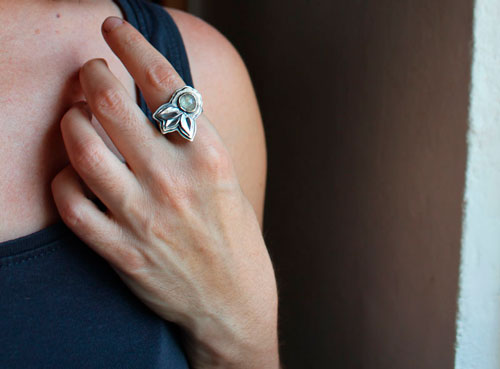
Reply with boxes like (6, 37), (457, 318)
(455, 1), (500, 368)
(189, 1), (473, 368)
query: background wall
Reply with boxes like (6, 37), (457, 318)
(455, 1), (500, 368)
(154, 0), (186, 10)
(187, 1), (473, 368)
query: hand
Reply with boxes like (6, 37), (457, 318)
(51, 17), (279, 369)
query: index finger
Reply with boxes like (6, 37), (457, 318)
(101, 17), (186, 114)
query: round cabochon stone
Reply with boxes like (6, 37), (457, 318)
(178, 93), (197, 113)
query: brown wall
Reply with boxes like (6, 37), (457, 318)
(189, 1), (473, 368)
(152, 0), (186, 10)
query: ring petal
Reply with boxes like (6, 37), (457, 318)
(154, 104), (182, 121)
(160, 120), (179, 134)
(178, 115), (196, 141)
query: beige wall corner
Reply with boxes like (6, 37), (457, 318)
(455, 1), (500, 368)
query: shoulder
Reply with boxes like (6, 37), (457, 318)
(164, 8), (267, 226)
(164, 8), (257, 120)
(164, 8), (245, 82)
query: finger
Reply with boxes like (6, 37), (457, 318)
(101, 17), (224, 149)
(51, 165), (132, 266)
(101, 17), (186, 114)
(61, 101), (139, 214)
(79, 58), (167, 168)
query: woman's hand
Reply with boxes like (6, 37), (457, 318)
(50, 17), (279, 369)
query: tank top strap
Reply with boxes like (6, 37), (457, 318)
(113, 0), (194, 121)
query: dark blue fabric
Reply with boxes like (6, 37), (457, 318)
(0, 1), (192, 367)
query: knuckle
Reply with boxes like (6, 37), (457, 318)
(117, 191), (156, 236)
(144, 163), (170, 195)
(94, 87), (124, 117)
(122, 31), (145, 50)
(73, 139), (105, 174)
(58, 200), (86, 229)
(197, 144), (235, 181)
(145, 61), (178, 92)
(116, 247), (147, 275)
(118, 194), (147, 230)
(116, 191), (134, 214)
(147, 165), (192, 212)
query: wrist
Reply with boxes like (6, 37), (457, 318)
(181, 297), (280, 369)
(183, 321), (280, 369)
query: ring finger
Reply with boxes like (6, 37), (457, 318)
(61, 101), (139, 214)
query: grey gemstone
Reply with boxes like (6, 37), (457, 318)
(178, 93), (197, 113)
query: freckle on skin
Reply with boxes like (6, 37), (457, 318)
(56, 13), (61, 18)
(34, 29), (40, 35)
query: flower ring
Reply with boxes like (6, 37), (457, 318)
(152, 86), (203, 142)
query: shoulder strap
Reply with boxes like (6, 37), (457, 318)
(113, 0), (194, 121)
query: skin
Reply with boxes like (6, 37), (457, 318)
(51, 18), (279, 368)
(0, 1), (277, 368)
(0, 0), (267, 239)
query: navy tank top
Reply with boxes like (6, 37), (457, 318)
(0, 1), (192, 368)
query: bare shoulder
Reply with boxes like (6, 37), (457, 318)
(166, 8), (267, 226)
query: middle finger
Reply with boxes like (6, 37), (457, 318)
(79, 58), (166, 169)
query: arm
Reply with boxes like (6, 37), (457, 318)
(167, 8), (267, 227)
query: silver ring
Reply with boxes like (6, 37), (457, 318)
(152, 86), (203, 142)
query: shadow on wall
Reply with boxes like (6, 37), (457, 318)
(189, 1), (473, 368)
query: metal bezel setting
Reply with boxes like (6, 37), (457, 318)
(152, 86), (203, 141)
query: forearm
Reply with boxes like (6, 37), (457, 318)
(178, 265), (280, 369)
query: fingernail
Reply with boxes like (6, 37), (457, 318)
(98, 58), (109, 68)
(102, 16), (123, 33)
(78, 101), (92, 119)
